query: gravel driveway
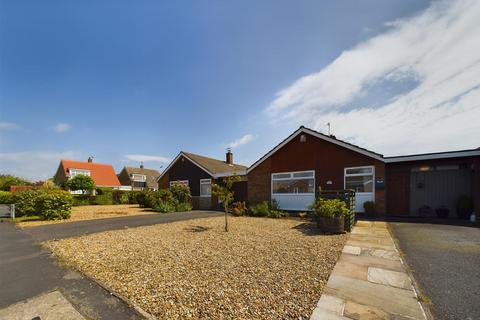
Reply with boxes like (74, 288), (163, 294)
(46, 217), (346, 319)
(389, 222), (480, 320)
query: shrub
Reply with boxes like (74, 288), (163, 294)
(144, 189), (178, 213)
(309, 198), (349, 218)
(155, 201), (177, 213)
(170, 184), (191, 204)
(136, 191), (149, 207)
(249, 201), (270, 217)
(12, 189), (45, 216)
(96, 187), (113, 195)
(175, 202), (192, 212)
(92, 193), (113, 205)
(231, 201), (247, 216)
(37, 191), (73, 220)
(0, 191), (13, 204)
(127, 191), (139, 204)
(298, 212), (308, 219)
(66, 175), (96, 193)
(269, 209), (288, 219)
(72, 195), (94, 206)
(0, 174), (31, 191)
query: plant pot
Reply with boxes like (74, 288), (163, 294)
(435, 207), (449, 219)
(317, 216), (344, 234)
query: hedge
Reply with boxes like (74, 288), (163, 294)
(11, 188), (73, 220)
(73, 190), (141, 206)
(136, 185), (192, 213)
(0, 191), (13, 204)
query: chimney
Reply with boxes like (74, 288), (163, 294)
(87, 156), (94, 163)
(226, 148), (233, 165)
(140, 162), (144, 169)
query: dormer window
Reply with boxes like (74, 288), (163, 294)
(131, 174), (147, 182)
(69, 169), (91, 177)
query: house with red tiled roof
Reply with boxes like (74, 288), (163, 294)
(53, 157), (121, 189)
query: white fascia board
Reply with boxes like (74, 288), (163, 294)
(385, 150), (480, 163)
(247, 127), (384, 173)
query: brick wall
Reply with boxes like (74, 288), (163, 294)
(247, 157), (271, 205)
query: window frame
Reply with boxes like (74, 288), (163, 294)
(131, 173), (147, 182)
(69, 168), (91, 177)
(271, 170), (315, 196)
(344, 165), (375, 194)
(200, 178), (212, 197)
(169, 180), (189, 187)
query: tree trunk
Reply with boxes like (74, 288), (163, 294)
(224, 203), (228, 232)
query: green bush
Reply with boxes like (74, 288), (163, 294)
(155, 201), (178, 213)
(170, 184), (191, 204)
(66, 175), (96, 192)
(176, 202), (192, 212)
(127, 191), (139, 204)
(0, 191), (13, 204)
(249, 201), (270, 217)
(72, 195), (94, 206)
(269, 209), (288, 218)
(12, 189), (45, 216)
(37, 191), (73, 220)
(11, 188), (73, 220)
(136, 190), (149, 207)
(92, 193), (113, 205)
(309, 198), (349, 218)
(0, 174), (31, 191)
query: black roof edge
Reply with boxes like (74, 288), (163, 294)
(385, 148), (480, 159)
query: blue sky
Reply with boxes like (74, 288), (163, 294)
(2, 0), (479, 181)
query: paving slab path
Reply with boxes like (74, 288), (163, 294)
(311, 221), (426, 320)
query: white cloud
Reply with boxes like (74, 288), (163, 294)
(267, 0), (480, 155)
(0, 151), (78, 181)
(227, 134), (256, 148)
(124, 154), (171, 164)
(0, 122), (18, 130)
(53, 123), (71, 133)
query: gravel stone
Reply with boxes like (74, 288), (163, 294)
(19, 205), (153, 227)
(46, 216), (346, 319)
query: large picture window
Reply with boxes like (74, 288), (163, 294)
(272, 171), (315, 194)
(200, 179), (211, 197)
(344, 166), (374, 193)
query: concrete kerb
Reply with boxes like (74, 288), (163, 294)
(387, 223), (434, 320)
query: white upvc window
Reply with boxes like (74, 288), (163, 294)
(344, 166), (374, 193)
(169, 180), (189, 187)
(131, 174), (147, 182)
(69, 168), (91, 177)
(200, 178), (212, 197)
(271, 170), (315, 195)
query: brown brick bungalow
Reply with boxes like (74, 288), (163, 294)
(247, 126), (480, 217)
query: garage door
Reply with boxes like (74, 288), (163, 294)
(410, 166), (472, 217)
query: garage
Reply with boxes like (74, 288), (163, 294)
(386, 149), (480, 218)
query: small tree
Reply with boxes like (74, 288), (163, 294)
(66, 175), (96, 194)
(212, 174), (241, 232)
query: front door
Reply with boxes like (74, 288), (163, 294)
(344, 166), (375, 212)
